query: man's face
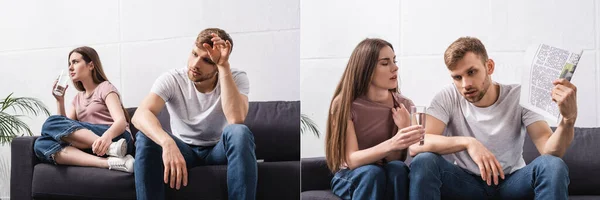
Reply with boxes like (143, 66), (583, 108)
(187, 45), (218, 83)
(449, 52), (493, 103)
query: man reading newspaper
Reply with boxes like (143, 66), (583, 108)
(408, 37), (578, 200)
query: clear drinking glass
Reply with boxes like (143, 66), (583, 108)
(53, 70), (69, 96)
(410, 106), (426, 145)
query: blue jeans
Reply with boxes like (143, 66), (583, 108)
(134, 124), (257, 200)
(409, 152), (569, 200)
(33, 115), (134, 164)
(331, 161), (409, 200)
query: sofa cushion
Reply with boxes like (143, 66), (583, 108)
(245, 101), (300, 162)
(301, 190), (341, 200)
(523, 127), (600, 195)
(568, 196), (600, 200)
(301, 157), (334, 192)
(166, 161), (300, 200)
(31, 161), (299, 200)
(32, 163), (136, 200)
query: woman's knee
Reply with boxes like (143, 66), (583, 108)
(354, 165), (386, 184)
(385, 160), (409, 178)
(41, 115), (70, 133)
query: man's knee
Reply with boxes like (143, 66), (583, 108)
(410, 152), (443, 168)
(135, 131), (160, 151)
(222, 124), (254, 144)
(536, 154), (569, 176)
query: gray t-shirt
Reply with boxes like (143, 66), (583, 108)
(151, 68), (249, 146)
(427, 83), (545, 175)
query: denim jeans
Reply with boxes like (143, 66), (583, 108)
(33, 115), (134, 164)
(409, 152), (569, 200)
(134, 124), (258, 200)
(331, 160), (410, 200)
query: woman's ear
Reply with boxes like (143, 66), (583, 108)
(88, 61), (94, 70)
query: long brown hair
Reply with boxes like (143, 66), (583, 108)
(68, 46), (131, 124)
(325, 38), (397, 172)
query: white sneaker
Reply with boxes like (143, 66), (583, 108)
(107, 138), (127, 158)
(108, 154), (135, 173)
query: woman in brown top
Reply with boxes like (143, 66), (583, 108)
(326, 38), (425, 200)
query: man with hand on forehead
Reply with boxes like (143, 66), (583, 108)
(132, 28), (256, 200)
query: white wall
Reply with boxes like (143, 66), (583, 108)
(301, 0), (600, 158)
(0, 0), (299, 198)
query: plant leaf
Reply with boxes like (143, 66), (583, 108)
(301, 114), (320, 137)
(2, 95), (50, 117)
(0, 93), (48, 144)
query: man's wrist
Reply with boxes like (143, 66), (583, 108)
(463, 137), (476, 150)
(217, 62), (230, 70)
(159, 136), (175, 148)
(561, 116), (576, 127)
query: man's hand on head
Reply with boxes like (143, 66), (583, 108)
(551, 79), (577, 125)
(202, 33), (232, 68)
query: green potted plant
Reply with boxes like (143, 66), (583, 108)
(0, 93), (50, 144)
(0, 93), (49, 198)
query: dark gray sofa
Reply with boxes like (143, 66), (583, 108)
(301, 127), (600, 200)
(11, 101), (300, 200)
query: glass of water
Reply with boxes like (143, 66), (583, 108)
(410, 106), (426, 145)
(53, 70), (69, 96)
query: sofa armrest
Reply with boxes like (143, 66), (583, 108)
(11, 136), (39, 200)
(301, 157), (334, 192)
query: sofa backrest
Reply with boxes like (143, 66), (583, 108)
(523, 127), (600, 195)
(126, 101), (300, 162)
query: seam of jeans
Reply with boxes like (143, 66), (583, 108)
(331, 175), (356, 198)
(43, 143), (63, 164)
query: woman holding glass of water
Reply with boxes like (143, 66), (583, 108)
(33, 46), (135, 173)
(325, 38), (425, 200)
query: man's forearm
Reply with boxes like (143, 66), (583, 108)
(217, 65), (248, 124)
(132, 109), (172, 147)
(410, 134), (473, 155)
(543, 118), (575, 157)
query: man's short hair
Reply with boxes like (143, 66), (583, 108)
(195, 28), (234, 51)
(444, 37), (488, 69)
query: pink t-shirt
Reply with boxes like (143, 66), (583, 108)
(71, 81), (129, 132)
(350, 92), (414, 161)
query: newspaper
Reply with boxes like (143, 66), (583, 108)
(520, 44), (583, 122)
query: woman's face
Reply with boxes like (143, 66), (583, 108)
(68, 52), (93, 82)
(370, 46), (398, 90)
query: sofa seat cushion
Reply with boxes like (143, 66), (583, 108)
(168, 160), (300, 199)
(32, 161), (299, 200)
(32, 163), (136, 200)
(301, 190), (341, 200)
